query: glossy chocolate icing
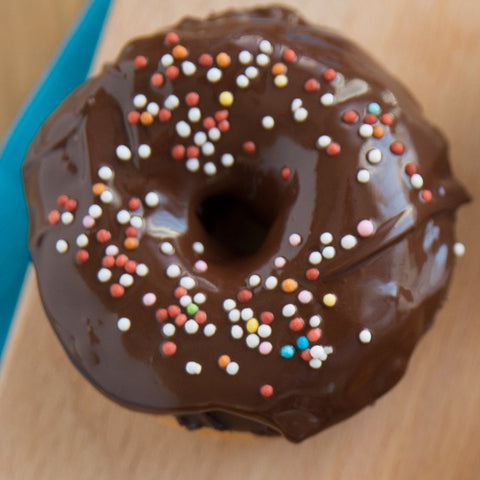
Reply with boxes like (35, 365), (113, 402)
(23, 7), (469, 442)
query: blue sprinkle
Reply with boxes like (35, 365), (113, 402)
(367, 102), (381, 115)
(280, 345), (295, 358)
(296, 336), (309, 350)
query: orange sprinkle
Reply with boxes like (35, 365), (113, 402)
(372, 126), (384, 138)
(281, 278), (298, 293)
(92, 183), (106, 196)
(218, 355), (231, 368)
(271, 62), (286, 76)
(124, 237), (138, 250)
(172, 44), (188, 59)
(216, 52), (231, 67)
(140, 111), (154, 126)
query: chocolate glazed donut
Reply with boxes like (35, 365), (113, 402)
(23, 7), (469, 442)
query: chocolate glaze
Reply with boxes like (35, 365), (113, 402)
(23, 7), (469, 442)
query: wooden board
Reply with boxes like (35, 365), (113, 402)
(1, 0), (479, 478)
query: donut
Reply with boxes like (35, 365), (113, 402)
(23, 7), (469, 442)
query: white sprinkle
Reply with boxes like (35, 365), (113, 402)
(241, 308), (254, 321)
(194, 260), (208, 272)
(309, 358), (322, 369)
(98, 166), (113, 180)
(320, 232), (333, 244)
(265, 276), (278, 290)
(274, 74), (288, 87)
(282, 304), (297, 317)
(176, 121), (191, 138)
(136, 263), (149, 276)
(163, 323), (176, 337)
(223, 299), (236, 311)
(133, 94), (147, 109)
(146, 102), (160, 115)
(320, 93), (335, 106)
(208, 127), (221, 142)
(203, 323), (216, 337)
(160, 53), (173, 67)
(76, 234), (88, 248)
(231, 325), (243, 339)
(192, 133), (207, 148)
(316, 135), (331, 149)
(245, 66), (259, 79)
(55, 239), (68, 254)
(206, 67), (222, 83)
(180, 276), (195, 289)
(259, 39), (273, 54)
(357, 169), (371, 183)
(105, 245), (119, 256)
(97, 268), (111, 282)
(203, 162), (217, 176)
(236, 74), (249, 88)
(226, 362), (239, 375)
(324, 346), (334, 355)
(367, 148), (382, 164)
(116, 210), (130, 225)
(309, 251), (322, 265)
(115, 145), (132, 161)
(309, 315), (322, 327)
(341, 234), (358, 250)
(261, 116), (275, 129)
(228, 309), (241, 322)
(186, 158), (200, 172)
(248, 274), (261, 287)
(238, 50), (253, 64)
(202, 142), (215, 157)
(142, 293), (156, 306)
(166, 264), (181, 278)
(164, 94), (179, 110)
(182, 61), (196, 76)
(359, 328), (372, 344)
(274, 256), (287, 268)
(179, 296), (192, 309)
(310, 345), (327, 360)
(359, 124), (374, 138)
(138, 144), (152, 159)
(298, 290), (313, 304)
(291, 98), (303, 111)
(256, 53), (270, 66)
(410, 173), (424, 189)
(193, 293), (206, 304)
(289, 233), (302, 246)
(294, 107), (308, 122)
(185, 361), (202, 375)
(160, 242), (175, 255)
(257, 324), (272, 338)
(193, 241), (204, 254)
(61, 211), (74, 225)
(145, 191), (160, 207)
(188, 107), (201, 123)
(453, 242), (466, 257)
(119, 273), (134, 287)
(322, 246), (336, 259)
(246, 333), (260, 348)
(117, 317), (131, 332)
(100, 190), (113, 204)
(130, 216), (143, 228)
(221, 153), (235, 167)
(184, 319), (199, 334)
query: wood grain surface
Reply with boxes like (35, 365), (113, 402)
(1, 0), (479, 478)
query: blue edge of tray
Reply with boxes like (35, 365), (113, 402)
(0, 0), (112, 363)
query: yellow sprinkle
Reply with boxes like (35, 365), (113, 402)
(274, 74), (288, 88)
(281, 278), (298, 293)
(246, 318), (259, 333)
(218, 354), (230, 368)
(323, 293), (337, 307)
(219, 91), (234, 107)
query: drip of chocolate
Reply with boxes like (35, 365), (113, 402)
(23, 7), (469, 442)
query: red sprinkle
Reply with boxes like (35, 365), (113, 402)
(326, 142), (341, 156)
(64, 199), (78, 212)
(186, 145), (200, 158)
(168, 305), (181, 318)
(185, 92), (200, 106)
(48, 209), (61, 224)
(215, 109), (229, 122)
(342, 110), (359, 123)
(57, 194), (69, 207)
(381, 113), (394, 126)
(76, 249), (89, 263)
(237, 289), (252, 303)
(159, 108), (172, 122)
(306, 268), (320, 281)
(156, 309), (169, 322)
(175, 313), (187, 327)
(127, 111), (140, 124)
(124, 260), (137, 273)
(96, 229), (111, 243)
(260, 384), (274, 398)
(281, 167), (291, 180)
(323, 68), (337, 82)
(174, 286), (187, 298)
(203, 117), (215, 129)
(260, 311), (274, 324)
(115, 254), (128, 268)
(128, 197), (141, 210)
(198, 53), (213, 67)
(165, 31), (180, 45)
(110, 283), (125, 298)
(194, 311), (207, 324)
(283, 48), (297, 63)
(218, 120), (230, 132)
(243, 141), (256, 154)
(161, 341), (177, 356)
(150, 73), (164, 88)
(304, 78), (320, 92)
(125, 226), (138, 238)
(171, 144), (186, 160)
(289, 317), (305, 332)
(421, 189), (433, 202)
(102, 255), (115, 268)
(363, 114), (378, 125)
(301, 349), (313, 362)
(166, 65), (179, 80)
(390, 141), (405, 155)
(134, 55), (148, 69)
(405, 163), (417, 176)
(307, 328), (322, 342)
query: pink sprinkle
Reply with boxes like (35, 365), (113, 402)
(194, 260), (208, 272)
(105, 245), (119, 256)
(298, 290), (313, 304)
(142, 292), (157, 306)
(274, 257), (286, 268)
(82, 215), (95, 228)
(357, 219), (375, 237)
(289, 233), (302, 246)
(258, 341), (273, 355)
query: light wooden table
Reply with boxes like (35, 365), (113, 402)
(1, 1), (479, 478)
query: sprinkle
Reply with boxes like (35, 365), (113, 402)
(145, 191), (160, 207)
(150, 73), (164, 88)
(202, 142), (215, 156)
(115, 254), (128, 267)
(307, 328), (322, 342)
(226, 362), (239, 375)
(57, 194), (69, 207)
(206, 67), (222, 83)
(130, 216), (143, 228)
(341, 234), (358, 250)
(257, 324), (272, 338)
(96, 229), (111, 243)
(236, 74), (250, 88)
(309, 315), (322, 327)
(187, 108), (201, 123)
(119, 274), (134, 287)
(243, 141), (256, 154)
(320, 93), (335, 106)
(274, 257), (287, 268)
(176, 316), (189, 330)
(410, 173), (424, 189)
(105, 244), (118, 256)
(246, 318), (259, 333)
(194, 260), (208, 272)
(76, 234), (89, 248)
(323, 68), (337, 82)
(454, 242), (466, 257)
(281, 278), (298, 293)
(373, 125), (384, 138)
(296, 336), (309, 350)
(55, 239), (68, 253)
(246, 334), (260, 349)
(326, 143), (341, 156)
(98, 166), (113, 180)
(147, 102), (160, 116)
(100, 190), (113, 204)
(203, 324), (216, 337)
(219, 91), (234, 107)
(182, 61), (196, 76)
(133, 94), (147, 109)
(142, 292), (156, 306)
(320, 232), (333, 244)
(420, 190), (433, 202)
(117, 317), (131, 332)
(259, 39), (273, 54)
(186, 303), (199, 316)
(185, 361), (202, 375)
(316, 135), (331, 149)
(176, 121), (191, 138)
(218, 355), (230, 368)
(238, 289), (252, 303)
(165, 31), (179, 45)
(194, 293), (206, 304)
(298, 290), (313, 304)
(265, 276), (278, 290)
(364, 114), (378, 125)
(359, 328), (372, 344)
(97, 268), (112, 283)
(171, 144), (186, 160)
(260, 311), (274, 324)
(304, 78), (320, 92)
(179, 276), (195, 290)
(358, 124), (374, 138)
(248, 274), (261, 288)
(309, 359), (322, 369)
(161, 341), (177, 356)
(160, 242), (175, 255)
(291, 98), (302, 112)
(166, 264), (181, 278)
(262, 116), (275, 129)
(289, 317), (304, 331)
(164, 94), (180, 110)
(294, 107), (308, 122)
(283, 48), (297, 63)
(306, 268), (319, 281)
(245, 66), (259, 79)
(184, 319), (199, 335)
(231, 325), (243, 339)
(282, 304), (297, 317)
(405, 163), (418, 176)
(367, 148), (382, 164)
(238, 50), (253, 64)
(203, 117), (215, 129)
(280, 345), (295, 358)
(193, 241), (204, 254)
(274, 74), (288, 88)
(110, 284), (125, 298)
(115, 145), (132, 161)
(342, 110), (359, 123)
(281, 167), (291, 180)
(140, 112), (154, 126)
(134, 55), (147, 69)
(198, 53), (213, 67)
(289, 233), (302, 246)
(256, 53), (270, 66)
(163, 324), (176, 337)
(309, 251), (322, 265)
(259, 342), (273, 355)
(323, 293), (337, 307)
(61, 211), (74, 225)
(357, 169), (371, 183)
(271, 63), (286, 75)
(136, 264), (149, 276)
(159, 108), (172, 122)
(390, 141), (405, 155)
(310, 345), (327, 360)
(381, 113), (394, 126)
(322, 246), (336, 259)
